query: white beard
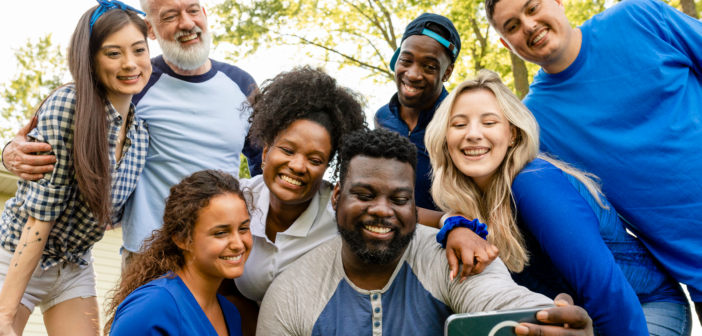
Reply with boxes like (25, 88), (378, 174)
(154, 26), (211, 71)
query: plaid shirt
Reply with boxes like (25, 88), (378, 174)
(0, 85), (149, 269)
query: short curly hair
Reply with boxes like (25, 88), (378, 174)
(338, 128), (418, 185)
(247, 66), (368, 178)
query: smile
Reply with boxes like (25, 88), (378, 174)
(117, 75), (140, 80)
(220, 255), (242, 261)
(403, 82), (422, 93)
(280, 174), (304, 187)
(531, 29), (548, 46)
(461, 148), (490, 157)
(178, 33), (199, 43)
(364, 225), (391, 235)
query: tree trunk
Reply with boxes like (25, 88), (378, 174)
(509, 51), (530, 99)
(680, 0), (699, 18)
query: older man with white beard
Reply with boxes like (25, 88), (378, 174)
(2, 0), (262, 266)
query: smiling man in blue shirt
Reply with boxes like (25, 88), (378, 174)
(375, 14), (459, 225)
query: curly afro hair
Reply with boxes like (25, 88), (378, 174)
(338, 128), (418, 185)
(247, 66), (368, 179)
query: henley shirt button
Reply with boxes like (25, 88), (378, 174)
(372, 294), (378, 300)
(374, 321), (380, 327)
(374, 307), (380, 313)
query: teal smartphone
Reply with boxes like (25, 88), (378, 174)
(444, 306), (557, 336)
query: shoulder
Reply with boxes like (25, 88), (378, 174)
(112, 278), (181, 332)
(587, 0), (669, 34)
(212, 60), (258, 96)
(513, 158), (562, 187)
(37, 85), (77, 121)
(133, 57), (167, 106)
(239, 175), (266, 199)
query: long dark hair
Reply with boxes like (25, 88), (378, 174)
(67, 6), (148, 225)
(103, 170), (250, 333)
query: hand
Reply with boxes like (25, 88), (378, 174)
(515, 293), (593, 336)
(2, 116), (55, 180)
(446, 227), (499, 282)
(0, 313), (18, 336)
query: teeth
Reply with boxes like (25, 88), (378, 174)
(178, 33), (198, 42)
(533, 30), (547, 44)
(403, 83), (421, 93)
(364, 225), (391, 234)
(118, 75), (139, 80)
(280, 175), (303, 186)
(220, 255), (242, 261)
(462, 148), (490, 156)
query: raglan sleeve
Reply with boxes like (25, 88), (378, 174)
(511, 164), (648, 335)
(257, 275), (304, 335)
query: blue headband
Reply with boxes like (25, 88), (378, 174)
(90, 0), (146, 34)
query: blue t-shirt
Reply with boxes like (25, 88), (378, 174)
(523, 0), (702, 300)
(375, 89), (448, 211)
(121, 56), (262, 252)
(110, 275), (243, 336)
(511, 158), (686, 335)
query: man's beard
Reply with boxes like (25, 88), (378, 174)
(337, 218), (416, 265)
(154, 25), (211, 71)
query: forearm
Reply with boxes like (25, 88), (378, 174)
(417, 207), (445, 228)
(0, 217), (53, 318)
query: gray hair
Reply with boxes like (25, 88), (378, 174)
(139, 0), (154, 18)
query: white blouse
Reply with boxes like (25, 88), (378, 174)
(235, 175), (338, 302)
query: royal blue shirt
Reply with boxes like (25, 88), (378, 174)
(375, 89), (448, 211)
(512, 158), (687, 335)
(111, 275), (243, 336)
(523, 0), (702, 300)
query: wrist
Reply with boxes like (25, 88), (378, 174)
(1, 140), (11, 170)
(0, 306), (17, 320)
(435, 216), (489, 248)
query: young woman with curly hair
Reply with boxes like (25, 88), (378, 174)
(424, 70), (690, 335)
(104, 170), (252, 336)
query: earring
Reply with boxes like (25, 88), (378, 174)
(261, 162), (266, 168)
(510, 141), (515, 146)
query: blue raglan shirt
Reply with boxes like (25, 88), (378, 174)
(121, 56), (262, 252)
(523, 0), (702, 300)
(375, 89), (449, 211)
(512, 158), (686, 335)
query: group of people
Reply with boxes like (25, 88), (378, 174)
(0, 0), (699, 335)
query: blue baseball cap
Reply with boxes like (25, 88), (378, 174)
(389, 13), (461, 72)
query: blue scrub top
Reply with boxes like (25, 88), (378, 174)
(111, 274), (243, 336)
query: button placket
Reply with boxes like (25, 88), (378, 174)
(370, 292), (382, 335)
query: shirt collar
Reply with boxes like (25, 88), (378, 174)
(251, 186), (322, 241)
(104, 100), (137, 128)
(388, 87), (449, 125)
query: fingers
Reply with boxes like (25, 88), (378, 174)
(553, 293), (574, 306)
(515, 323), (588, 336)
(19, 142), (52, 155)
(463, 248), (489, 279)
(537, 306), (592, 330)
(487, 244), (499, 261)
(446, 249), (459, 282)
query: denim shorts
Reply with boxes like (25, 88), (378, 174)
(642, 301), (692, 336)
(0, 247), (97, 313)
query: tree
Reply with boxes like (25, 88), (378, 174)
(1, 35), (68, 143)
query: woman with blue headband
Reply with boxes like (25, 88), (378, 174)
(0, 2), (150, 335)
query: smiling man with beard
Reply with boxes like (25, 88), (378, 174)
(2, 0), (262, 269)
(256, 128), (595, 336)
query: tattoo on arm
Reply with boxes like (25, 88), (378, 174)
(14, 226), (42, 267)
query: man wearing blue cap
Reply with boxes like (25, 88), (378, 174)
(375, 13), (459, 221)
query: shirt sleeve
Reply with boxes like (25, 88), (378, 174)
(241, 135), (263, 177)
(511, 163), (648, 335)
(19, 87), (77, 222)
(110, 286), (181, 336)
(257, 275), (304, 336)
(656, 0), (702, 74)
(446, 258), (553, 314)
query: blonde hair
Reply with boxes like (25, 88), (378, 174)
(425, 69), (606, 272)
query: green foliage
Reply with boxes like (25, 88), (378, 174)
(1, 35), (68, 142)
(239, 154), (252, 179)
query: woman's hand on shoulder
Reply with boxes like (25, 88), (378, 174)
(444, 213), (499, 282)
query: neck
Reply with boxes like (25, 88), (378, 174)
(341, 243), (406, 291)
(165, 58), (212, 76)
(176, 264), (222, 311)
(398, 93), (441, 130)
(106, 92), (132, 119)
(266, 193), (312, 233)
(541, 27), (582, 74)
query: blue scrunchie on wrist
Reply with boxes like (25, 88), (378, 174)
(436, 216), (488, 248)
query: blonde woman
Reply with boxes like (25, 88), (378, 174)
(425, 70), (690, 336)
